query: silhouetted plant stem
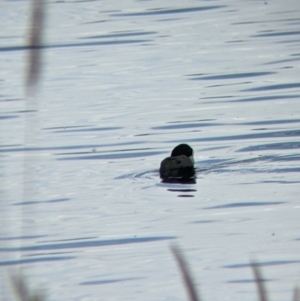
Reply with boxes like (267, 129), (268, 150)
(171, 244), (201, 301)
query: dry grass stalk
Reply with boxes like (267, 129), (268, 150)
(25, 0), (45, 97)
(293, 286), (300, 301)
(8, 252), (298, 301)
(170, 244), (201, 301)
(250, 260), (268, 301)
(10, 273), (45, 301)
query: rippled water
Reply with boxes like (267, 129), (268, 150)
(1, 1), (300, 301)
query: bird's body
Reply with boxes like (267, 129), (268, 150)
(159, 144), (195, 181)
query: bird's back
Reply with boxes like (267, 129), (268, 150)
(159, 155), (195, 180)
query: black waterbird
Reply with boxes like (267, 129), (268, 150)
(159, 144), (195, 182)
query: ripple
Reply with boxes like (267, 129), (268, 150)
(53, 126), (122, 133)
(227, 278), (273, 283)
(199, 154), (300, 176)
(152, 121), (221, 130)
(224, 260), (300, 269)
(111, 6), (226, 17)
(0, 39), (151, 52)
(1, 142), (143, 154)
(252, 30), (300, 38)
(238, 141), (300, 152)
(12, 198), (70, 206)
(0, 256), (76, 266)
(0, 236), (176, 252)
(204, 201), (285, 209)
(80, 31), (156, 40)
(228, 94), (300, 102)
(189, 72), (275, 81)
(58, 150), (164, 160)
(179, 129), (300, 143)
(240, 118), (300, 126)
(0, 235), (48, 241)
(242, 83), (300, 92)
(115, 170), (157, 180)
(0, 115), (18, 120)
(80, 277), (140, 286)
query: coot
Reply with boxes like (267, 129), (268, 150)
(159, 144), (195, 181)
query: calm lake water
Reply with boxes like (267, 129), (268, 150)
(1, 0), (300, 301)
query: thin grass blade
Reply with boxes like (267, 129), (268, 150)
(250, 260), (268, 301)
(25, 0), (45, 97)
(170, 244), (201, 301)
(10, 273), (45, 301)
(10, 273), (30, 301)
(293, 286), (299, 301)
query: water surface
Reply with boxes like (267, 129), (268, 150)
(1, 1), (300, 301)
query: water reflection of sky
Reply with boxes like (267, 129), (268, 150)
(1, 1), (300, 301)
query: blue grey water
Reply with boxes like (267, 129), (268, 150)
(1, 0), (300, 301)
